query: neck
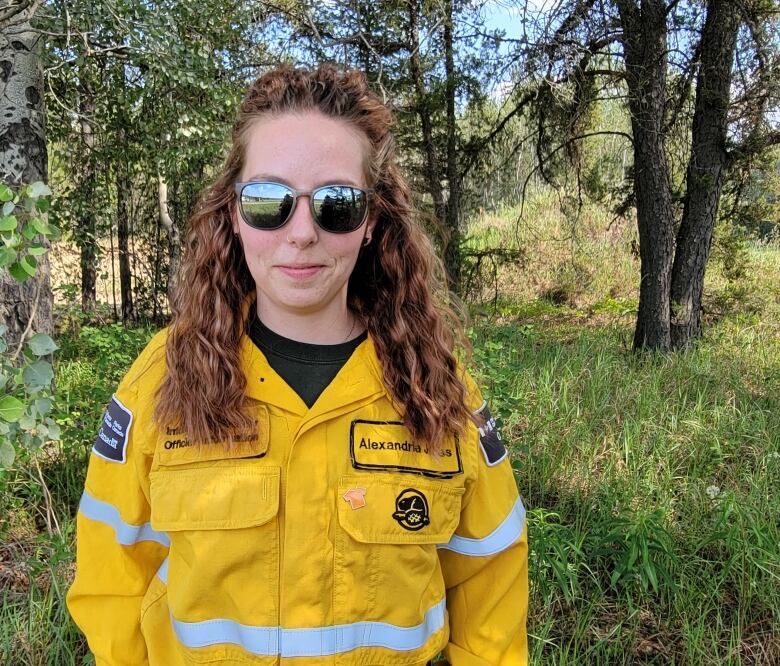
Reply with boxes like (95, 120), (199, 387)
(255, 301), (363, 345)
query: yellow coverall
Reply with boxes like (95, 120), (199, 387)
(67, 330), (528, 665)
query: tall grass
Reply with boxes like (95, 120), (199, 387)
(465, 202), (780, 664)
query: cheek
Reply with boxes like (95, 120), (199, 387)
(333, 239), (364, 266)
(237, 228), (279, 264)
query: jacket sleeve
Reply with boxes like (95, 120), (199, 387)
(67, 338), (169, 666)
(438, 390), (529, 666)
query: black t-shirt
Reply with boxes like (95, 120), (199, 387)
(247, 315), (367, 408)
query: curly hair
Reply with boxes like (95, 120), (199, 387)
(155, 64), (474, 453)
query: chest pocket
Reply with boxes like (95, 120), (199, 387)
(333, 472), (464, 648)
(148, 462), (282, 651)
(337, 473), (463, 544)
(149, 465), (280, 531)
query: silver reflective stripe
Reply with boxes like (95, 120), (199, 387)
(78, 490), (170, 547)
(157, 557), (169, 584)
(438, 496), (526, 557)
(171, 597), (446, 657)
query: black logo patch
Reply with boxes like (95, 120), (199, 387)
(92, 395), (133, 463)
(392, 489), (430, 531)
(475, 402), (507, 466)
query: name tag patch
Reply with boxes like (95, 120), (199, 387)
(92, 395), (133, 463)
(350, 420), (462, 478)
(475, 402), (507, 466)
(157, 405), (270, 466)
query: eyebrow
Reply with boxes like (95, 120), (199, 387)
(243, 174), (364, 188)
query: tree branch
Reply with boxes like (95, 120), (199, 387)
(729, 130), (780, 163)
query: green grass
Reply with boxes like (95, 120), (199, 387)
(467, 315), (780, 664)
(2, 203), (779, 664)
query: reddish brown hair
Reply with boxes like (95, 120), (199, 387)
(156, 64), (473, 452)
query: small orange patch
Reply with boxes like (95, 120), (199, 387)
(342, 487), (367, 510)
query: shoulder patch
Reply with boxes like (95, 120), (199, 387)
(92, 395), (133, 463)
(475, 402), (507, 466)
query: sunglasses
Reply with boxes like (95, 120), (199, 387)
(234, 181), (373, 233)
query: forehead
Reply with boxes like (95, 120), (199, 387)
(240, 111), (371, 186)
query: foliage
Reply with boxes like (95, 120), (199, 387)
(0, 182), (59, 470)
(39, 0), (267, 321)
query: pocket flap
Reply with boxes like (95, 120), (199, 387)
(337, 474), (463, 544)
(156, 405), (270, 466)
(150, 465), (280, 531)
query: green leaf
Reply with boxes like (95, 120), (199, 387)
(30, 217), (49, 235)
(34, 398), (52, 415)
(27, 245), (46, 256)
(27, 333), (57, 356)
(20, 255), (37, 276)
(0, 440), (14, 468)
(19, 414), (36, 430)
(23, 360), (53, 389)
(0, 247), (16, 267)
(0, 184), (12, 202)
(1, 201), (13, 216)
(35, 198), (50, 213)
(45, 420), (60, 440)
(0, 395), (25, 421)
(28, 182), (51, 198)
(0, 215), (17, 231)
(22, 223), (36, 240)
(8, 262), (29, 282)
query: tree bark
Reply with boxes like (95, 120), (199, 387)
(0, 3), (52, 345)
(443, 0), (461, 292)
(670, 0), (740, 348)
(407, 1), (446, 240)
(616, 0), (676, 351)
(158, 174), (180, 303)
(77, 77), (97, 314)
(116, 156), (133, 322)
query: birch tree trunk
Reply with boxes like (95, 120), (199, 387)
(158, 174), (180, 303)
(0, 1), (52, 345)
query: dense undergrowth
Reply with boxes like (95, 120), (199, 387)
(1, 206), (779, 664)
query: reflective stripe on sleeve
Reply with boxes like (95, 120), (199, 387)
(170, 597), (446, 657)
(438, 496), (526, 557)
(157, 557), (169, 583)
(78, 490), (170, 548)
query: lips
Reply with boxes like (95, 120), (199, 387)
(276, 264), (324, 279)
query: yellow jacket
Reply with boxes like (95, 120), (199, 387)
(67, 330), (528, 665)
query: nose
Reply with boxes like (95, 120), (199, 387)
(285, 194), (318, 247)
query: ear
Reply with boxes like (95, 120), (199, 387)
(366, 211), (378, 238)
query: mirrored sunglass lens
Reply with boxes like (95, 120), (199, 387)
(240, 183), (293, 228)
(312, 186), (367, 232)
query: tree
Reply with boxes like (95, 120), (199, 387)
(0, 0), (52, 344)
(273, 0), (530, 293)
(526, 0), (780, 350)
(41, 0), (266, 322)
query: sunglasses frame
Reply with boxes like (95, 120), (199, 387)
(234, 181), (374, 233)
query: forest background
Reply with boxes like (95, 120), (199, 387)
(1, 0), (779, 663)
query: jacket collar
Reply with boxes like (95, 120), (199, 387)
(239, 332), (388, 420)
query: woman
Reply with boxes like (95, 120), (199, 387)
(67, 64), (528, 666)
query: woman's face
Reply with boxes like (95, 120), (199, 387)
(233, 111), (375, 333)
